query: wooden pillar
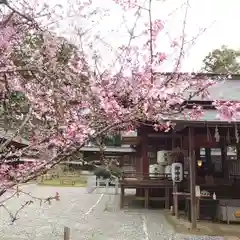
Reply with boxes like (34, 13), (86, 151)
(237, 144), (240, 162)
(189, 127), (197, 230)
(205, 148), (212, 169)
(141, 133), (149, 176)
(221, 139), (228, 179)
(136, 147), (142, 197)
(136, 146), (141, 173)
(144, 188), (149, 208)
(173, 189), (179, 218)
(64, 227), (70, 240)
(172, 137), (179, 217)
(120, 184), (125, 208)
(165, 187), (170, 209)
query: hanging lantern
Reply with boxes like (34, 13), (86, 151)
(214, 126), (220, 142)
(235, 124), (239, 144)
(197, 159), (203, 167)
(227, 128), (230, 144)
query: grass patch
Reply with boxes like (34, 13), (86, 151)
(38, 177), (87, 187)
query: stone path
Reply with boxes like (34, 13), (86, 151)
(0, 184), (226, 240)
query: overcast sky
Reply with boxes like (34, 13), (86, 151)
(17, 0), (240, 72)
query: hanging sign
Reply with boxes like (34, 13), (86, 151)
(195, 185), (200, 197)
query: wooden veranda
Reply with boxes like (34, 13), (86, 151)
(120, 172), (173, 209)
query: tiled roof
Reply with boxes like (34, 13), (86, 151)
(80, 146), (136, 153)
(191, 79), (240, 101)
(168, 109), (217, 122)
(155, 73), (240, 101)
(168, 109), (240, 123)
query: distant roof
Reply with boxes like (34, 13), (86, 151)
(0, 128), (29, 145)
(191, 79), (240, 101)
(154, 72), (240, 101)
(154, 72), (240, 78)
(80, 146), (136, 153)
(168, 109), (240, 123)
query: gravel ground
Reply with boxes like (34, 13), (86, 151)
(0, 184), (225, 240)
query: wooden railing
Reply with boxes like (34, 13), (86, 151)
(122, 172), (172, 180)
(122, 172), (188, 181)
(229, 174), (240, 181)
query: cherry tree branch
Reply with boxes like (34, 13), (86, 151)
(0, 117), (134, 197)
(3, 0), (37, 24)
(148, 0), (153, 83)
(174, 0), (189, 71)
(112, 4), (144, 70)
(0, 186), (58, 223)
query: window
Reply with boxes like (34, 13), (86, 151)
(200, 148), (206, 164)
(226, 146), (237, 161)
(199, 148), (223, 176)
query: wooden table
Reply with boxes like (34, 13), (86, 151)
(186, 197), (219, 221)
(120, 179), (173, 209)
(172, 192), (190, 218)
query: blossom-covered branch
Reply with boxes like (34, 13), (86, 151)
(0, 185), (59, 222)
(0, 0), (237, 198)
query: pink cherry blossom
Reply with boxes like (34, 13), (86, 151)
(0, 0), (238, 195)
